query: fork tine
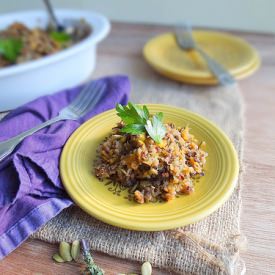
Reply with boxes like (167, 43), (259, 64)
(175, 23), (195, 50)
(72, 81), (103, 114)
(78, 83), (106, 117)
(69, 81), (98, 111)
(70, 81), (103, 114)
(176, 22), (192, 35)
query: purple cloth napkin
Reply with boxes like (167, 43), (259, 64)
(0, 75), (130, 260)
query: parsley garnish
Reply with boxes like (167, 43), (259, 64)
(0, 38), (23, 62)
(116, 102), (166, 143)
(145, 112), (166, 144)
(50, 31), (71, 44)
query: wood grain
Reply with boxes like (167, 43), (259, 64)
(0, 22), (275, 275)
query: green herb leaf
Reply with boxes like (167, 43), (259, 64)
(116, 102), (167, 143)
(116, 102), (148, 125)
(129, 102), (149, 123)
(50, 31), (71, 43)
(155, 112), (163, 121)
(121, 124), (145, 134)
(0, 38), (23, 62)
(143, 105), (150, 119)
(145, 112), (166, 143)
(116, 103), (136, 124)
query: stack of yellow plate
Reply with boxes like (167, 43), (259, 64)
(143, 31), (260, 85)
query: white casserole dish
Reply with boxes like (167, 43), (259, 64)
(0, 10), (110, 111)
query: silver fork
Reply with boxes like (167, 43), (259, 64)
(175, 23), (235, 85)
(0, 81), (106, 162)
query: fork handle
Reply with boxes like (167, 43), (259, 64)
(0, 115), (64, 162)
(196, 47), (235, 85)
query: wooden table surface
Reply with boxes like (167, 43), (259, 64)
(0, 22), (275, 275)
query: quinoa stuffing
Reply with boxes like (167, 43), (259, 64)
(94, 103), (208, 204)
(0, 21), (91, 67)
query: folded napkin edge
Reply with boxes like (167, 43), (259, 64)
(0, 198), (72, 260)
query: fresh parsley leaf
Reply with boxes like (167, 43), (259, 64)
(116, 102), (148, 125)
(129, 102), (149, 123)
(50, 31), (71, 44)
(0, 38), (23, 62)
(145, 112), (166, 143)
(121, 124), (145, 134)
(155, 112), (163, 121)
(143, 105), (150, 120)
(116, 103), (136, 124)
(116, 102), (167, 143)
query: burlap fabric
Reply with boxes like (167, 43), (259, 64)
(29, 60), (244, 274)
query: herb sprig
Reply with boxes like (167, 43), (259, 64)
(116, 102), (166, 143)
(81, 240), (104, 275)
(0, 38), (23, 62)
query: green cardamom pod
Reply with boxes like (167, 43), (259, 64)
(141, 261), (152, 275)
(71, 240), (80, 261)
(52, 253), (65, 263)
(59, 241), (72, 262)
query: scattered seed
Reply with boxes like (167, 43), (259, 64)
(71, 240), (80, 261)
(52, 253), (65, 263)
(141, 261), (152, 275)
(59, 241), (72, 262)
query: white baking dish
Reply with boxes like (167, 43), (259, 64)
(0, 10), (110, 111)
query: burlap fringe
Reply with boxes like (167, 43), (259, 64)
(171, 229), (247, 275)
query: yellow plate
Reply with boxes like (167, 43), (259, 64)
(60, 105), (239, 231)
(143, 31), (260, 85)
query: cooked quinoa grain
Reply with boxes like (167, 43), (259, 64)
(0, 22), (91, 67)
(94, 122), (207, 203)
